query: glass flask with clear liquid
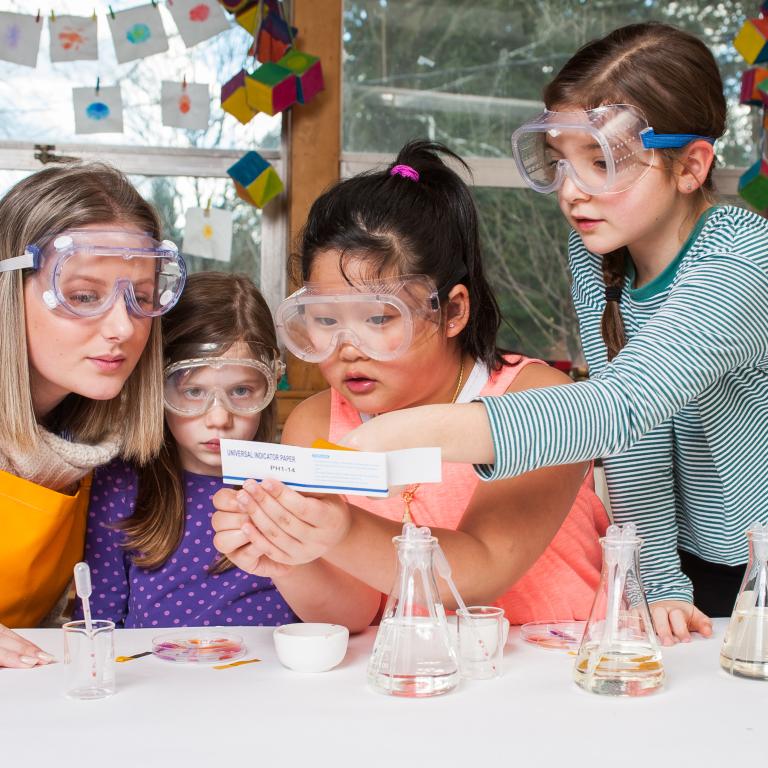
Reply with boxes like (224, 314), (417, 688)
(720, 522), (768, 680)
(368, 523), (459, 697)
(574, 523), (664, 696)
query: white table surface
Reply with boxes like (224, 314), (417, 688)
(2, 619), (764, 767)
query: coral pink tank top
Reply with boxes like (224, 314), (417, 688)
(329, 355), (609, 624)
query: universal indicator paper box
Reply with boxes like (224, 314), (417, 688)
(220, 439), (441, 497)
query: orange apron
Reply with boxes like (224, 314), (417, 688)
(0, 469), (91, 628)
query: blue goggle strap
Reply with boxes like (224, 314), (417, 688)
(640, 127), (716, 150)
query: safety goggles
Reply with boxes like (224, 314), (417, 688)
(275, 275), (444, 363)
(511, 104), (716, 195)
(163, 345), (284, 416)
(0, 229), (186, 317)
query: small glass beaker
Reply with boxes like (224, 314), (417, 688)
(720, 523), (768, 680)
(457, 606), (505, 679)
(63, 619), (116, 700)
(574, 524), (664, 696)
(368, 524), (459, 697)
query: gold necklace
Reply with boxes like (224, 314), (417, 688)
(401, 357), (465, 524)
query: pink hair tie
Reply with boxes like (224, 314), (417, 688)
(390, 164), (420, 182)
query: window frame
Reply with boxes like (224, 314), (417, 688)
(0, 139), (289, 312)
(342, 151), (742, 194)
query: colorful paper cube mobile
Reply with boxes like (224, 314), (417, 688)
(221, 70), (258, 125)
(738, 158), (768, 210)
(756, 77), (768, 107)
(245, 62), (297, 115)
(741, 67), (768, 105)
(278, 49), (324, 104)
(227, 151), (284, 208)
(235, 3), (262, 34)
(734, 18), (768, 64)
(256, 12), (297, 62)
(217, 0), (257, 13)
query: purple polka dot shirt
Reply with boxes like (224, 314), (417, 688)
(74, 459), (299, 629)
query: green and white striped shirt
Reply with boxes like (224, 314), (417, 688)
(477, 205), (768, 602)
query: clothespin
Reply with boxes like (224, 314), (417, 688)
(182, 74), (187, 91)
(204, 196), (212, 217)
(50, 10), (56, 23)
(108, 5), (116, 20)
(151, 0), (158, 6)
(36, 9), (41, 23)
(95, 76), (100, 94)
(93, 9), (97, 22)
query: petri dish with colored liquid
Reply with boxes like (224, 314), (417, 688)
(151, 629), (246, 663)
(520, 621), (585, 651)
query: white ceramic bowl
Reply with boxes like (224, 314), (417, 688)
(273, 623), (349, 673)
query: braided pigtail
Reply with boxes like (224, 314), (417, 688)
(601, 248), (628, 361)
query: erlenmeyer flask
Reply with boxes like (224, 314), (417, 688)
(720, 522), (768, 680)
(574, 523), (664, 696)
(368, 523), (459, 697)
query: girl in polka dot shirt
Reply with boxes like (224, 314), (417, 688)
(76, 273), (371, 629)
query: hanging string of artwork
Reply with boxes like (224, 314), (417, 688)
(0, 4), (222, 138)
(0, 1), (325, 216)
(0, 3), (229, 66)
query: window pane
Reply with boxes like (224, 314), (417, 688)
(0, 0), (280, 150)
(343, 0), (754, 165)
(131, 176), (262, 281)
(0, 171), (261, 284)
(475, 187), (579, 363)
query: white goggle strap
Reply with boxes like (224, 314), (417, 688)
(0, 250), (35, 274)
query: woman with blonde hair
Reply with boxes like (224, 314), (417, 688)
(0, 163), (185, 666)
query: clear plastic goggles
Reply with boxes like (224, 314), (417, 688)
(275, 274), (441, 363)
(0, 229), (186, 317)
(163, 347), (284, 417)
(511, 104), (715, 195)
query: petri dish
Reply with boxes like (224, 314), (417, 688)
(520, 620), (585, 651)
(151, 629), (246, 663)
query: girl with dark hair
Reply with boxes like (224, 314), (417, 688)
(337, 23), (768, 645)
(77, 272), (374, 630)
(211, 141), (608, 624)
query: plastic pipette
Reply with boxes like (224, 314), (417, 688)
(433, 535), (496, 673)
(433, 540), (469, 615)
(74, 561), (99, 681)
(74, 561), (93, 635)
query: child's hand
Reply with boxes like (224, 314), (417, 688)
(211, 488), (252, 555)
(0, 624), (55, 668)
(211, 488), (278, 575)
(236, 478), (351, 566)
(341, 402), (495, 464)
(650, 599), (713, 645)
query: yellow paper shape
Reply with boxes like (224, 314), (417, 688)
(311, 439), (356, 452)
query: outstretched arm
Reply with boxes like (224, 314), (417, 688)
(343, 401), (494, 463)
(219, 365), (597, 611)
(346, 253), (768, 479)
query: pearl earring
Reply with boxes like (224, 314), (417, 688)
(448, 322), (455, 329)
(686, 183), (693, 191)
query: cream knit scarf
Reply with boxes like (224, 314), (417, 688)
(0, 427), (120, 492)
